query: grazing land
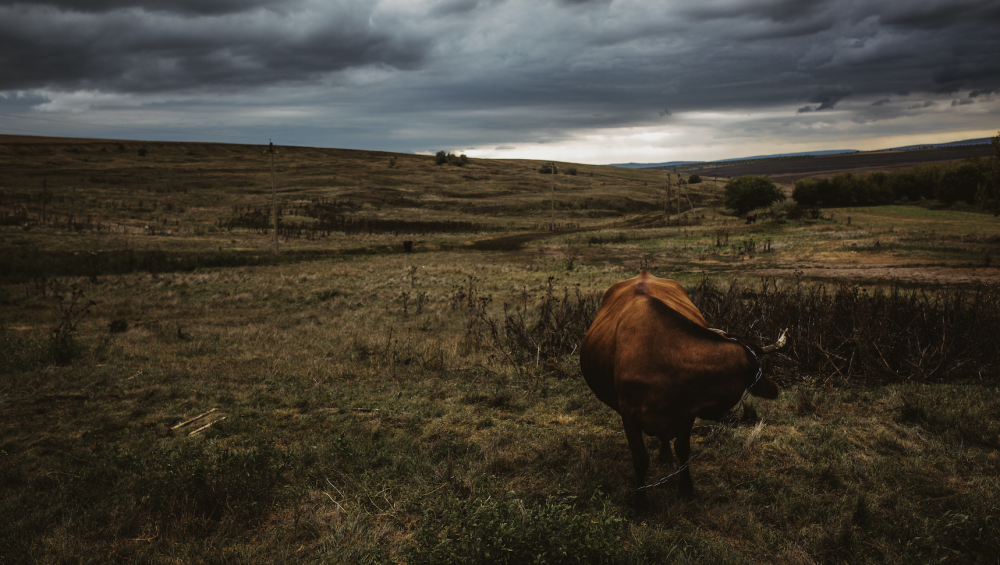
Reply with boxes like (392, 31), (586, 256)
(670, 144), (994, 185)
(2, 136), (999, 564)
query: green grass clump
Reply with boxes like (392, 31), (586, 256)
(0, 329), (52, 370)
(409, 483), (624, 564)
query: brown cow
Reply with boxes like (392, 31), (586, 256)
(579, 271), (786, 511)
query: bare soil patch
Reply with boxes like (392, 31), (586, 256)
(750, 263), (1000, 286)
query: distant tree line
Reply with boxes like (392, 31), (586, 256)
(977, 133), (1000, 215)
(792, 156), (994, 209)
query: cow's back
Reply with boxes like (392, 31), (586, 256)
(579, 272), (708, 412)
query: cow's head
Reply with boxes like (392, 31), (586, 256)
(714, 328), (787, 399)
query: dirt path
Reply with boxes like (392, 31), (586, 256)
(467, 215), (664, 251)
(468, 229), (589, 251)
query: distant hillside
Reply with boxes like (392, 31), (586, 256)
(611, 150), (857, 169)
(888, 137), (991, 151)
(610, 160), (704, 169)
(667, 143), (994, 185)
(613, 136), (992, 170)
(715, 149), (858, 162)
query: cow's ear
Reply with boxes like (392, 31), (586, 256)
(749, 377), (780, 399)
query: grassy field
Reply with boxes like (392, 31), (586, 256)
(2, 137), (1000, 564)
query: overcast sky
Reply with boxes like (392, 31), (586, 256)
(1, 0), (998, 163)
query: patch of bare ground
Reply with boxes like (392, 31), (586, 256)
(749, 263), (1000, 286)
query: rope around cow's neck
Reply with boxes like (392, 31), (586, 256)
(634, 336), (764, 494)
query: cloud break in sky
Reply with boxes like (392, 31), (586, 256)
(1, 0), (998, 164)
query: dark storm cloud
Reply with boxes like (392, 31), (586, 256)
(970, 88), (996, 98)
(0, 0), (300, 16)
(933, 64), (1000, 87)
(796, 88), (851, 113)
(0, 1), (430, 93)
(682, 0), (836, 24)
(880, 0), (1000, 30)
(558, 0), (613, 6)
(871, 98), (890, 106)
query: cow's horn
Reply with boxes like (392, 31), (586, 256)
(708, 328), (727, 338)
(759, 328), (788, 354)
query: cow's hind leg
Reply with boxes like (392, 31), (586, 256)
(674, 417), (696, 497)
(622, 416), (650, 512)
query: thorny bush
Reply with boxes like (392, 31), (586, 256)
(464, 277), (601, 371)
(690, 278), (1000, 384)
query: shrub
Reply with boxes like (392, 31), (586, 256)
(138, 147), (147, 157)
(1, 286), (96, 369)
(770, 199), (802, 221)
(0, 330), (48, 371)
(566, 167), (578, 176)
(688, 174), (701, 184)
(465, 278), (601, 367)
(49, 285), (95, 365)
(724, 175), (785, 215)
(539, 163), (559, 174)
(435, 151), (468, 166)
(792, 178), (819, 207)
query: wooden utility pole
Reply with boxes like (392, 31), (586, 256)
(265, 141), (279, 254)
(665, 175), (671, 224)
(550, 162), (556, 231)
(684, 189), (695, 217)
(677, 179), (682, 225)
